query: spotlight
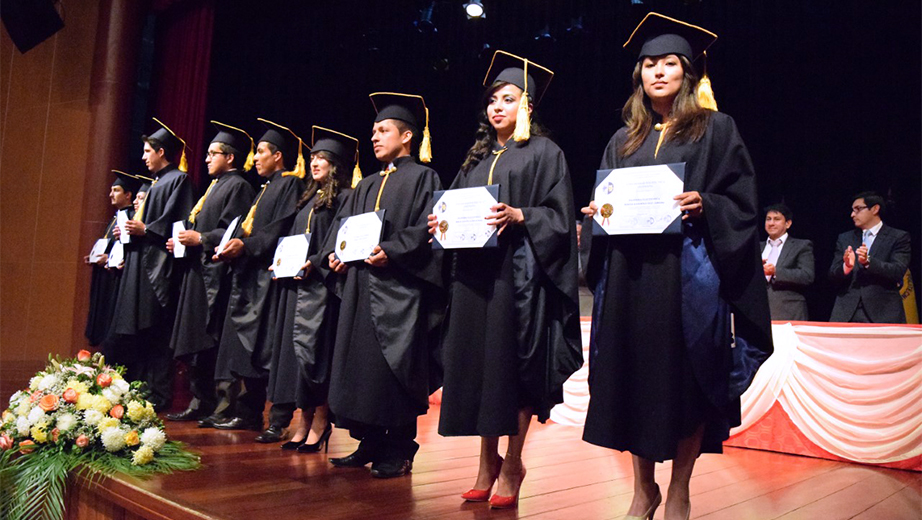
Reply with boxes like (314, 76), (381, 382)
(534, 25), (554, 43)
(478, 43), (492, 60)
(464, 1), (485, 19)
(566, 16), (584, 36)
(415, 2), (437, 34)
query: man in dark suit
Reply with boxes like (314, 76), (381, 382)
(829, 192), (911, 323)
(761, 204), (814, 321)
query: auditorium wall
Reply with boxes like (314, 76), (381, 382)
(0, 2), (103, 401)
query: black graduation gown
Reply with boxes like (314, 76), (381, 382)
(438, 136), (583, 436)
(215, 170), (304, 380)
(85, 207), (133, 346)
(319, 155), (444, 428)
(170, 171), (256, 359)
(112, 166), (194, 336)
(266, 189), (349, 408)
(581, 112), (773, 462)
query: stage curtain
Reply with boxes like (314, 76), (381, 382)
(551, 321), (922, 465)
(148, 0), (215, 189)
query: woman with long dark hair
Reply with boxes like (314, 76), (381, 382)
(431, 51), (582, 509)
(266, 127), (357, 452)
(581, 13), (772, 520)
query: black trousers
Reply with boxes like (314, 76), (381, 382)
(183, 348), (218, 413)
(345, 419), (419, 462)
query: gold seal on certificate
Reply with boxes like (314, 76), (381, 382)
(592, 163), (686, 235)
(431, 185), (500, 250)
(271, 233), (311, 278)
(334, 210), (385, 262)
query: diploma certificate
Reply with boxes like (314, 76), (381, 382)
(88, 239), (109, 263)
(334, 210), (385, 263)
(116, 209), (131, 244)
(172, 221), (186, 258)
(217, 216), (242, 255)
(271, 233), (311, 278)
(592, 163), (686, 235)
(107, 241), (124, 268)
(431, 185), (500, 250)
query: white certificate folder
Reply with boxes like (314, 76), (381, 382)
(334, 210), (386, 263)
(431, 185), (500, 250)
(592, 163), (686, 236)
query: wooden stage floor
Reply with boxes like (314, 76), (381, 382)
(105, 407), (921, 520)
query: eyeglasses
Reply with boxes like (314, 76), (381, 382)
(851, 205), (868, 214)
(206, 151), (228, 158)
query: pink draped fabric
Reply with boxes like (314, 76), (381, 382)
(550, 320), (922, 468)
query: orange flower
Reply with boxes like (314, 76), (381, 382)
(19, 440), (35, 453)
(29, 390), (42, 403)
(75, 435), (89, 448)
(63, 388), (79, 403)
(0, 434), (12, 450)
(96, 373), (112, 388)
(39, 394), (59, 412)
(109, 404), (124, 419)
(51, 428), (60, 442)
(77, 350), (92, 362)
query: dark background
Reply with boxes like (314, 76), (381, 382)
(150, 0), (921, 321)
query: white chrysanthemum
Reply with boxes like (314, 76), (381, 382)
(9, 390), (23, 406)
(110, 379), (130, 396)
(38, 373), (59, 392)
(140, 427), (166, 451)
(16, 416), (30, 436)
(16, 400), (30, 416)
(56, 413), (77, 432)
(27, 406), (45, 425)
(100, 427), (127, 452)
(83, 409), (104, 426)
(29, 376), (41, 391)
(102, 388), (121, 405)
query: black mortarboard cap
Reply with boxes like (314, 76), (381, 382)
(111, 170), (142, 194)
(312, 126), (363, 188)
(211, 121), (255, 171)
(483, 50), (554, 106)
(369, 92), (432, 162)
(624, 12), (717, 61)
(143, 118), (190, 171)
(256, 118), (307, 179)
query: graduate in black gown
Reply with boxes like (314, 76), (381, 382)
(212, 119), (305, 436)
(266, 126), (357, 452)
(165, 122), (257, 422)
(112, 119), (195, 410)
(321, 93), (444, 479)
(580, 14), (772, 520)
(85, 171), (140, 347)
(430, 51), (582, 509)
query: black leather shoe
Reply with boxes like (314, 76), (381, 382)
(166, 407), (209, 422)
(254, 425), (287, 443)
(330, 446), (376, 468)
(370, 459), (413, 479)
(213, 416), (263, 431)
(197, 414), (227, 429)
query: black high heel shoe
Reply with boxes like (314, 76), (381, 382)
(297, 423), (333, 453)
(280, 438), (306, 450)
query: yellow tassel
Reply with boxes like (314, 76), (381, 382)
(419, 107), (432, 163)
(283, 139), (307, 179)
(243, 144), (255, 171)
(697, 74), (718, 111)
(179, 150), (189, 172)
(352, 164), (363, 188)
(241, 205), (257, 237)
(512, 60), (531, 142)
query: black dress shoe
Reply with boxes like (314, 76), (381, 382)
(254, 425), (287, 443)
(166, 407), (209, 422)
(370, 459), (413, 479)
(330, 446), (376, 468)
(197, 414), (227, 428)
(213, 416), (263, 431)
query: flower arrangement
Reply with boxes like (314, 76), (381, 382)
(0, 350), (199, 520)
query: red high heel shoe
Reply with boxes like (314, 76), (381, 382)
(461, 456), (503, 502)
(489, 466), (526, 509)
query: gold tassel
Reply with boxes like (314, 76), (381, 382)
(179, 149), (189, 172)
(283, 139), (307, 179)
(512, 60), (531, 142)
(188, 178), (218, 224)
(240, 184), (267, 237)
(351, 149), (363, 188)
(419, 107), (432, 163)
(243, 143), (255, 171)
(696, 52), (718, 111)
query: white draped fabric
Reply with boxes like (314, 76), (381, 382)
(550, 321), (922, 464)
